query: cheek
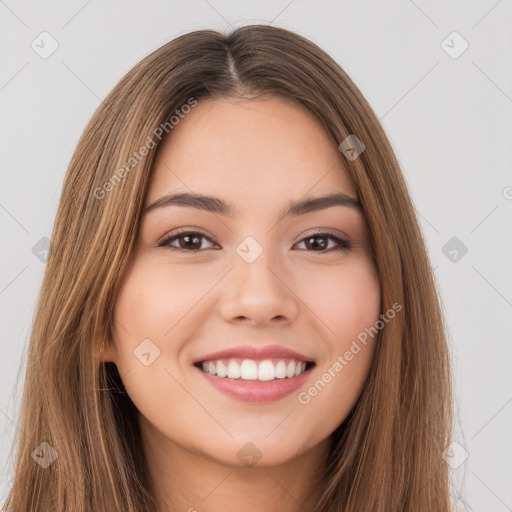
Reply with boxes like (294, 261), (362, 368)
(305, 258), (381, 345)
(295, 259), (380, 415)
(113, 258), (208, 344)
(111, 262), (202, 433)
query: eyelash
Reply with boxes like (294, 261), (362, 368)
(157, 229), (353, 254)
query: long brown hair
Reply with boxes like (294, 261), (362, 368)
(4, 24), (453, 511)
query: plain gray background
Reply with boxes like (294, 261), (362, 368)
(1, 1), (511, 510)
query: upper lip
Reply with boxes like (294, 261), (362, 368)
(193, 344), (315, 364)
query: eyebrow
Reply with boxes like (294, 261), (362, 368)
(144, 191), (362, 218)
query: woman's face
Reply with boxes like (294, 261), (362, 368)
(109, 95), (381, 468)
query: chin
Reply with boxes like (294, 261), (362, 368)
(196, 432), (317, 469)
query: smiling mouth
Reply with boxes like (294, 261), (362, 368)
(194, 357), (316, 382)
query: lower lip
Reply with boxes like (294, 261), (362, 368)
(194, 365), (314, 403)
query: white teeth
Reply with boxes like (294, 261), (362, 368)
(227, 360), (241, 379)
(275, 361), (287, 379)
(294, 362), (306, 376)
(258, 360), (275, 381)
(286, 361), (296, 378)
(216, 360), (228, 378)
(199, 358), (311, 381)
(240, 360), (258, 380)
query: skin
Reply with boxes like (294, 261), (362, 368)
(101, 95), (381, 512)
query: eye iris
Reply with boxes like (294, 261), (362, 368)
(180, 234), (202, 250)
(305, 235), (328, 250)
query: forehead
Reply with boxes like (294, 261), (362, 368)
(146, 95), (357, 209)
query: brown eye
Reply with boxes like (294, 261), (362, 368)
(159, 231), (215, 253)
(294, 233), (352, 253)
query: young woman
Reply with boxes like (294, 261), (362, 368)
(4, 24), (453, 511)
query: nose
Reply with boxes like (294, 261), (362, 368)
(219, 250), (299, 326)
